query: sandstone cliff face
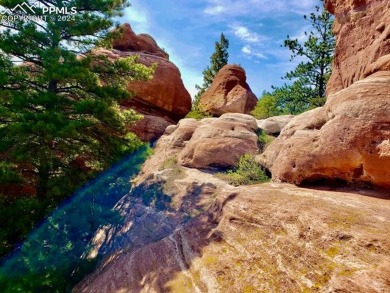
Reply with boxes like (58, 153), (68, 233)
(199, 65), (257, 116)
(325, 0), (390, 94)
(75, 182), (390, 293)
(102, 24), (192, 141)
(261, 0), (390, 189)
(75, 114), (389, 292)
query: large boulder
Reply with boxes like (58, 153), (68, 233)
(325, 0), (390, 95)
(260, 72), (390, 188)
(127, 114), (174, 142)
(177, 113), (259, 169)
(257, 115), (295, 136)
(94, 24), (192, 141)
(198, 65), (257, 116)
(112, 23), (169, 59)
(260, 0), (390, 189)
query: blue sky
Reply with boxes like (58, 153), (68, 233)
(117, 0), (321, 98)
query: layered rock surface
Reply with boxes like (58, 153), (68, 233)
(75, 181), (390, 293)
(75, 114), (389, 292)
(80, 114), (258, 260)
(260, 72), (390, 188)
(101, 24), (192, 141)
(261, 0), (390, 189)
(198, 65), (257, 116)
(325, 0), (390, 94)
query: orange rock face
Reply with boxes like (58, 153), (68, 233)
(325, 0), (390, 95)
(177, 114), (259, 169)
(260, 72), (390, 188)
(260, 0), (390, 189)
(75, 184), (390, 293)
(199, 65), (257, 116)
(97, 24), (192, 141)
(112, 23), (169, 59)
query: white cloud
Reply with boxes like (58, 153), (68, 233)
(119, 2), (150, 33)
(241, 45), (267, 59)
(204, 5), (224, 15)
(203, 0), (316, 17)
(231, 24), (261, 43)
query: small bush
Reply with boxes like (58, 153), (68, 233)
(185, 109), (211, 120)
(218, 154), (269, 186)
(257, 129), (275, 151)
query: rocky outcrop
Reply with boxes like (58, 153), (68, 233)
(261, 72), (390, 189)
(325, 0), (390, 95)
(75, 109), (390, 292)
(260, 0), (390, 189)
(97, 24), (192, 141)
(75, 183), (390, 293)
(198, 65), (257, 116)
(257, 115), (294, 136)
(80, 114), (257, 260)
(112, 23), (169, 59)
(127, 114), (174, 142)
(177, 114), (259, 169)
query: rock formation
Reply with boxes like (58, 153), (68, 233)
(75, 113), (390, 292)
(257, 115), (294, 136)
(177, 114), (259, 169)
(325, 0), (390, 95)
(102, 24), (192, 141)
(198, 65), (257, 116)
(261, 0), (390, 189)
(76, 179), (390, 292)
(112, 23), (169, 59)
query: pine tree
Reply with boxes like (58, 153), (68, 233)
(193, 33), (229, 110)
(0, 1), (155, 199)
(260, 1), (335, 115)
(283, 1), (334, 102)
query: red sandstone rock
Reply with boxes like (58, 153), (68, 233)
(260, 71), (390, 189)
(257, 115), (295, 135)
(177, 113), (259, 169)
(75, 183), (390, 293)
(259, 0), (390, 189)
(198, 65), (257, 116)
(325, 0), (390, 95)
(93, 47), (191, 141)
(112, 23), (169, 59)
(90, 24), (192, 142)
(128, 114), (174, 142)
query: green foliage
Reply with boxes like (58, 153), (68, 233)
(0, 0), (155, 196)
(0, 147), (151, 292)
(251, 92), (285, 119)
(191, 33), (229, 112)
(218, 154), (269, 186)
(185, 108), (212, 120)
(257, 129), (274, 151)
(0, 0), (155, 259)
(264, 1), (335, 115)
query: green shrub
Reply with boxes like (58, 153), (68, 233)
(185, 109), (211, 120)
(251, 94), (284, 119)
(257, 129), (275, 151)
(218, 154), (269, 186)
